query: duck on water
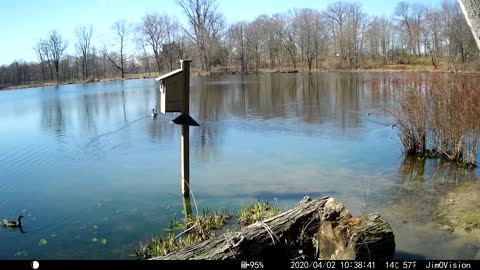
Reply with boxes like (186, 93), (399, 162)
(2, 215), (23, 228)
(151, 108), (158, 118)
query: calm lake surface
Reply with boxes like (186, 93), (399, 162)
(0, 72), (478, 259)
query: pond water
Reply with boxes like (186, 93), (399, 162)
(0, 72), (478, 259)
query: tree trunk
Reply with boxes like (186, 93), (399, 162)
(54, 60), (60, 82)
(151, 197), (395, 261)
(458, 0), (480, 50)
(142, 46), (151, 76)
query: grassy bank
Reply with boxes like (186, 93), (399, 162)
(134, 201), (280, 260)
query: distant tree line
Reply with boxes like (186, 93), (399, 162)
(0, 0), (478, 89)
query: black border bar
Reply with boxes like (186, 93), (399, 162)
(1, 260), (479, 270)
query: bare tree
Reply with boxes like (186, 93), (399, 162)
(325, 2), (368, 69)
(256, 15), (283, 69)
(176, 0), (226, 73)
(228, 21), (248, 72)
(163, 15), (183, 71)
(46, 30), (68, 81)
(247, 19), (263, 72)
(394, 2), (416, 55)
(33, 39), (48, 84)
(104, 19), (132, 78)
(294, 9), (324, 71)
(353, 5), (370, 69)
(134, 33), (152, 76)
(411, 3), (427, 56)
(74, 25), (94, 80)
(325, 2), (349, 59)
(40, 39), (55, 80)
(272, 13), (297, 69)
(139, 12), (166, 74)
(442, 0), (474, 69)
(367, 17), (394, 66)
(424, 9), (442, 68)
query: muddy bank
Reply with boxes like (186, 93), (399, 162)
(435, 181), (480, 233)
(434, 181), (480, 259)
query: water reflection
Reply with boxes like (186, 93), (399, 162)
(40, 87), (68, 141)
(382, 157), (479, 259)
(397, 157), (477, 194)
(35, 73), (392, 146)
(387, 157), (478, 221)
(189, 73), (384, 142)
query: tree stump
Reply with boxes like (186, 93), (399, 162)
(316, 213), (395, 260)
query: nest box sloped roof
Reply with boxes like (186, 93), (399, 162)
(155, 69), (183, 82)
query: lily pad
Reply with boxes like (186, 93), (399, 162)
(93, 225), (98, 229)
(39, 239), (48, 246)
(101, 239), (107, 245)
(92, 237), (98, 242)
(14, 250), (28, 256)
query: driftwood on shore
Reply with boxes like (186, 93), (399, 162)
(151, 197), (395, 260)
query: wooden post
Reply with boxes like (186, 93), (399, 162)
(182, 195), (193, 218)
(180, 60), (192, 197)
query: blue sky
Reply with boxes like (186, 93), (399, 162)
(0, 0), (444, 65)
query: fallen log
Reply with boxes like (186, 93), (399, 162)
(151, 196), (395, 260)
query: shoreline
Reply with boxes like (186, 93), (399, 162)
(0, 74), (159, 91)
(434, 180), (480, 261)
(2, 66), (480, 91)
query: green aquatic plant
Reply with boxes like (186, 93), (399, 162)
(134, 209), (231, 260)
(164, 219), (183, 232)
(92, 237), (98, 242)
(134, 200), (284, 259)
(463, 215), (480, 226)
(14, 250), (28, 257)
(238, 201), (280, 227)
(101, 239), (108, 245)
(38, 239), (47, 246)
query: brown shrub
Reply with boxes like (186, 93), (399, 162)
(388, 74), (480, 167)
